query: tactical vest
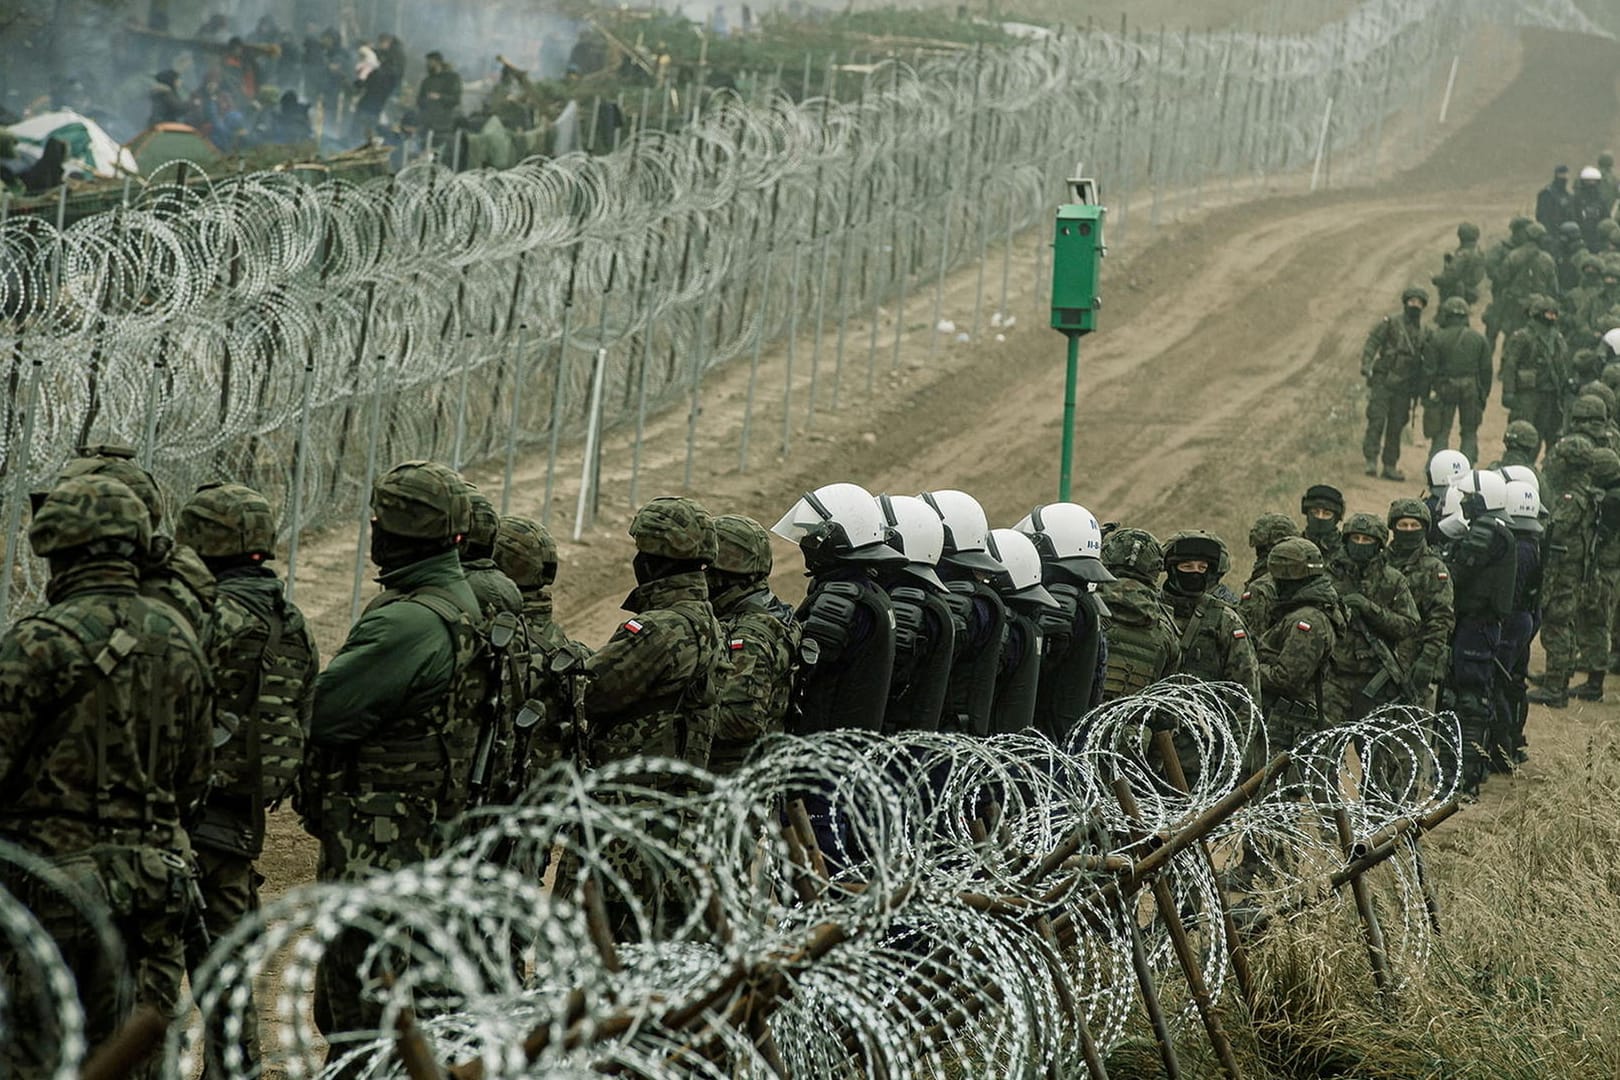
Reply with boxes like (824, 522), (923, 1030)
(1101, 583), (1174, 700)
(989, 610), (1042, 735)
(1170, 593), (1228, 683)
(1447, 518), (1517, 621)
(711, 598), (800, 772)
(794, 576), (895, 735)
(193, 581), (316, 858)
(881, 586), (957, 735)
(1370, 318), (1426, 383)
(1034, 584), (1104, 742)
(350, 585), (491, 817)
(940, 580), (1007, 738)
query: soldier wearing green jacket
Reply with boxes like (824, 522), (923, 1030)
(1323, 514), (1422, 726)
(1386, 499), (1455, 701)
(1098, 528), (1181, 701)
(1238, 513), (1296, 636)
(1422, 296), (1493, 462)
(1256, 538), (1343, 759)
(1492, 420), (1543, 478)
(1501, 294), (1572, 457)
(1528, 447), (1600, 707)
(1572, 449), (1620, 701)
(1432, 221), (1485, 305)
(1483, 216), (1531, 354)
(1361, 287), (1432, 480)
(493, 514), (584, 778)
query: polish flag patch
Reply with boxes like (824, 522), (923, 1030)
(729, 638), (745, 650)
(1296, 621), (1313, 632)
(1438, 572), (1449, 581)
(624, 619), (645, 634)
(1233, 629), (1247, 639)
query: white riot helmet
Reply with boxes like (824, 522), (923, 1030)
(1427, 449), (1470, 493)
(986, 528), (1059, 609)
(1453, 468), (1508, 517)
(1438, 486), (1468, 539)
(919, 489), (1003, 574)
(876, 494), (946, 591)
(1603, 326), (1620, 358)
(1582, 165), (1603, 181)
(1505, 480), (1543, 534)
(1498, 464), (1540, 495)
(1012, 502), (1116, 584)
(773, 482), (906, 566)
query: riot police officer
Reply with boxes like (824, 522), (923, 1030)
(875, 493), (957, 734)
(1014, 503), (1114, 742)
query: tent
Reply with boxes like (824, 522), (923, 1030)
(126, 124), (222, 175)
(3, 110), (139, 178)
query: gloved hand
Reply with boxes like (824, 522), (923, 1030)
(1410, 659), (1439, 690)
(1341, 592), (1369, 613)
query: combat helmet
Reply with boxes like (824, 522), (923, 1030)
(1439, 295), (1469, 320)
(1163, 529), (1230, 578)
(1570, 394), (1609, 426)
(1581, 381), (1616, 418)
(712, 514), (773, 578)
(493, 515), (558, 589)
(1387, 497), (1432, 529)
(1300, 484), (1345, 519)
(1341, 511), (1389, 547)
(1591, 448), (1620, 488)
(1100, 527), (1163, 585)
(370, 460), (472, 542)
(1267, 537), (1327, 582)
(1456, 221), (1479, 243)
(59, 444), (163, 528)
(30, 474), (152, 558)
(1602, 363), (1620, 394)
(1247, 512), (1297, 553)
(1508, 215), (1531, 235)
(176, 482), (276, 559)
(1400, 285), (1430, 307)
(1526, 222), (1548, 242)
(1503, 420), (1541, 452)
(632, 496), (718, 563)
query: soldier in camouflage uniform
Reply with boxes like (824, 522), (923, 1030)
(1565, 393), (1613, 450)
(493, 514), (584, 780)
(1432, 221), (1485, 305)
(1526, 446), (1598, 708)
(1160, 530), (1260, 784)
(1238, 512), (1297, 636)
(1483, 216), (1531, 355)
(1323, 514), (1421, 727)
(1495, 223), (1560, 346)
(0, 475), (213, 1078)
(1097, 528), (1181, 702)
(1422, 295), (1493, 463)
(1570, 448), (1620, 702)
(1501, 294), (1572, 458)
(175, 483), (318, 1076)
(461, 488), (525, 619)
(706, 514), (799, 774)
(1256, 538), (1342, 767)
(1385, 499), (1455, 708)
(58, 444), (215, 632)
(457, 488), (529, 808)
(304, 460), (489, 1059)
(1491, 420), (1543, 479)
(1300, 484), (1346, 561)
(1360, 287), (1432, 480)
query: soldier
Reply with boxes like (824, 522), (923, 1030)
(1483, 216), (1531, 355)
(1161, 530), (1260, 784)
(584, 497), (724, 772)
(461, 488), (524, 618)
(492, 514), (583, 779)
(774, 482), (903, 736)
(58, 445), (216, 632)
(304, 460), (488, 1057)
(706, 514), (799, 773)
(1301, 484), (1346, 561)
(1535, 165), (1573, 233)
(1237, 512), (1296, 635)
(1360, 287), (1431, 480)
(1385, 499), (1455, 711)
(1573, 166), (1610, 252)
(1323, 514), (1421, 727)
(175, 483), (317, 1076)
(922, 489), (1009, 737)
(1097, 528), (1181, 701)
(1432, 221), (1485, 305)
(417, 50), (462, 143)
(0, 476), (213, 1075)
(1014, 503), (1114, 742)
(1495, 226), (1559, 350)
(1524, 440), (1598, 706)
(1493, 420), (1543, 475)
(1255, 537), (1342, 761)
(1556, 221), (1589, 292)
(1598, 151), (1619, 213)
(1563, 254), (1606, 347)
(1500, 480), (1544, 763)
(1422, 295), (1493, 462)
(1501, 294), (1571, 457)
(1566, 393), (1613, 450)
(458, 488), (530, 803)
(1567, 449), (1620, 703)
(875, 494), (957, 735)
(985, 528), (1057, 734)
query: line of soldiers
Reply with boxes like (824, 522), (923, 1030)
(0, 440), (1572, 1073)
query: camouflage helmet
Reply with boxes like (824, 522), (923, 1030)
(712, 514), (773, 577)
(1439, 296), (1469, 318)
(465, 487), (499, 551)
(1456, 221), (1479, 243)
(1341, 511), (1389, 547)
(1591, 447), (1620, 487)
(1400, 285), (1429, 306)
(1603, 253), (1620, 277)
(1503, 419), (1541, 451)
(1549, 432), (1597, 475)
(1163, 529), (1230, 577)
(1600, 219), (1620, 243)
(1580, 251), (1604, 274)
(59, 444), (162, 528)
(1570, 393), (1609, 424)
(1267, 537), (1327, 582)
(176, 482), (276, 559)
(1602, 363), (1620, 394)
(1508, 215), (1530, 233)
(493, 514), (558, 588)
(370, 460), (472, 542)
(1526, 222), (1548, 241)
(29, 474), (152, 558)
(1559, 220), (1585, 240)
(1525, 293), (1559, 317)
(1581, 380), (1616, 417)
(1247, 512), (1298, 552)
(1100, 527), (1163, 584)
(630, 496), (718, 563)
(1387, 497), (1432, 529)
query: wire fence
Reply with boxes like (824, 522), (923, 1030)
(0, 0), (1605, 623)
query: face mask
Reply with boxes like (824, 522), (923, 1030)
(1344, 541), (1379, 564)
(1405, 305), (1423, 321)
(1389, 531), (1425, 555)
(1304, 517), (1339, 543)
(1541, 314), (1559, 326)
(1168, 568), (1207, 595)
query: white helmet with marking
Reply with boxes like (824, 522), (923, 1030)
(773, 482), (906, 565)
(919, 489), (1004, 574)
(1498, 464), (1540, 495)
(1505, 480), (1543, 534)
(1427, 449), (1470, 492)
(1012, 502), (1116, 584)
(876, 493), (946, 591)
(986, 528), (1058, 609)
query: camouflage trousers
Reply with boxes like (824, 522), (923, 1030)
(1580, 567), (1620, 671)
(184, 847), (262, 1077)
(1362, 379), (1413, 468)
(1539, 559), (1593, 675)
(311, 793), (440, 1069)
(1, 842), (188, 1080)
(1423, 380), (1484, 463)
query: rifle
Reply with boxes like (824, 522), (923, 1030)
(1350, 610), (1417, 705)
(467, 612), (520, 808)
(547, 647), (591, 772)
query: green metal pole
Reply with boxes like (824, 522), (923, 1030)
(1060, 332), (1080, 500)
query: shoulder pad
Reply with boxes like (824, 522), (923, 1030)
(801, 583), (862, 652)
(889, 585), (929, 609)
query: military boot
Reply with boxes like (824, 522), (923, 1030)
(1364, 456), (1379, 477)
(1381, 463), (1407, 482)
(1526, 673), (1570, 708)
(1571, 671), (1606, 701)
